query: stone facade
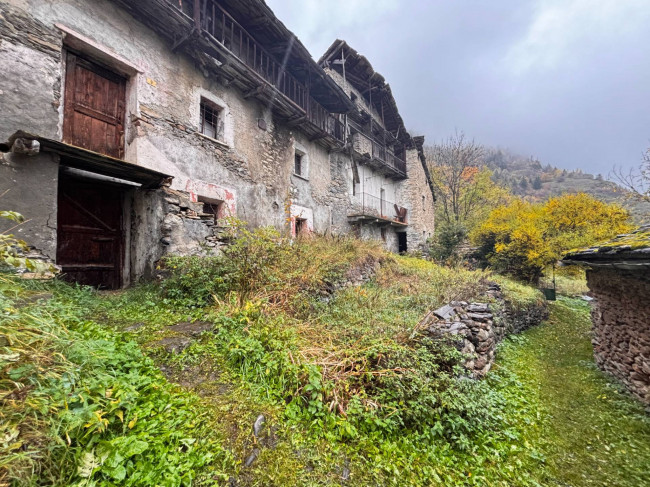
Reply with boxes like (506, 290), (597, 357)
(321, 41), (436, 253)
(0, 0), (435, 287)
(586, 268), (650, 405)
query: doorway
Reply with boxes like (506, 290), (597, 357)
(295, 217), (307, 237)
(397, 232), (407, 253)
(56, 172), (125, 289)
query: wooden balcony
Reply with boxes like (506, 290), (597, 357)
(170, 0), (345, 145)
(348, 192), (408, 226)
(351, 131), (407, 179)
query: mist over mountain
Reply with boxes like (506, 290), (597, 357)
(482, 148), (650, 225)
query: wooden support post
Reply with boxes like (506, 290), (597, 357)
(193, 0), (201, 30)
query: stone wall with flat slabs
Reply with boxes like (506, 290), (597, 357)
(587, 268), (650, 405)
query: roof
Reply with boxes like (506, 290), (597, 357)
(319, 40), (411, 145)
(562, 224), (650, 269)
(1, 131), (172, 189)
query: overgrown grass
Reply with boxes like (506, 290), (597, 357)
(0, 276), (234, 485)
(3, 234), (648, 486)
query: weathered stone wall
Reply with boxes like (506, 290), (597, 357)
(1, 0), (338, 236)
(587, 268), (650, 405)
(130, 186), (233, 282)
(0, 3), (62, 142)
(0, 151), (59, 260)
(425, 283), (548, 376)
(396, 148), (435, 252)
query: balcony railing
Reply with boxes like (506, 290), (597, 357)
(371, 139), (407, 176)
(352, 192), (408, 224)
(352, 130), (407, 176)
(172, 0), (344, 143)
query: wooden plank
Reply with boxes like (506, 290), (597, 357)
(63, 52), (126, 159)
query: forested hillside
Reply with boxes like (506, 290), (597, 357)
(484, 148), (650, 224)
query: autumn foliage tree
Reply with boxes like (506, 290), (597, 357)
(471, 193), (632, 283)
(426, 132), (510, 260)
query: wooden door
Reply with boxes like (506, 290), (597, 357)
(57, 174), (124, 289)
(63, 52), (126, 159)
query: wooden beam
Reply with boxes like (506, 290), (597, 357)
(193, 0), (201, 30)
(171, 29), (197, 52)
(247, 16), (272, 28)
(286, 115), (307, 127)
(243, 85), (266, 99)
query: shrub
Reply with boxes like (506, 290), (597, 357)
(160, 255), (228, 306)
(429, 220), (468, 262)
(471, 193), (632, 283)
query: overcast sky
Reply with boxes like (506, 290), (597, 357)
(266, 0), (650, 175)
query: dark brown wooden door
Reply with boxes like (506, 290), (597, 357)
(63, 52), (126, 159)
(57, 174), (124, 289)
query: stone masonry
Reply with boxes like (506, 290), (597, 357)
(425, 283), (548, 376)
(587, 268), (650, 405)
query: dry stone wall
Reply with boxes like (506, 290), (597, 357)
(587, 268), (650, 405)
(425, 283), (548, 376)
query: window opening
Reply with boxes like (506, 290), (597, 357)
(198, 196), (223, 224)
(294, 153), (303, 176)
(200, 98), (222, 140)
(380, 227), (387, 242)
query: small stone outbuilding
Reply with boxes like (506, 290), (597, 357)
(563, 225), (650, 405)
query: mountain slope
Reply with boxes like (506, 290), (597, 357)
(484, 148), (650, 224)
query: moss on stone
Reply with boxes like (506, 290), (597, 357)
(564, 225), (650, 258)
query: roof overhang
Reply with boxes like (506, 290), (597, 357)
(1, 131), (172, 189)
(320, 39), (410, 144)
(216, 0), (354, 113)
(561, 225), (650, 271)
(562, 258), (650, 270)
(109, 0), (354, 114)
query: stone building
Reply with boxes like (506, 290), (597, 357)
(320, 40), (436, 251)
(563, 225), (650, 405)
(0, 0), (435, 289)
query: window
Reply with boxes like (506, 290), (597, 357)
(200, 98), (222, 140)
(380, 227), (387, 242)
(198, 196), (223, 224)
(294, 152), (303, 176)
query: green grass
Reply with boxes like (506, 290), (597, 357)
(0, 277), (235, 486)
(3, 234), (649, 486)
(494, 297), (650, 486)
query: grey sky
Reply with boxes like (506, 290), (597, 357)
(266, 0), (650, 175)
